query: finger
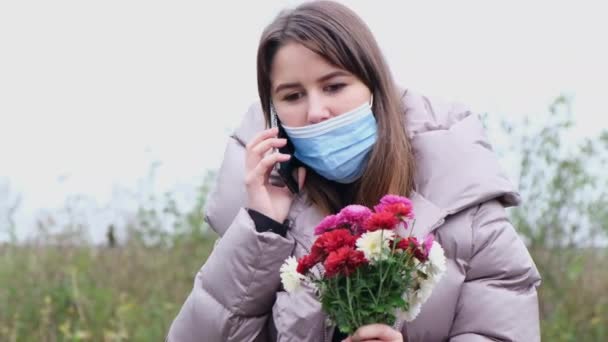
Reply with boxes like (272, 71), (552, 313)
(246, 127), (279, 152)
(251, 153), (291, 185)
(352, 324), (402, 341)
(251, 137), (287, 159)
(245, 129), (280, 170)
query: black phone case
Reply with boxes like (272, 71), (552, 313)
(276, 124), (300, 194)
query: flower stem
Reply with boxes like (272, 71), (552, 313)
(366, 287), (378, 305)
(377, 230), (388, 307)
(355, 268), (365, 324)
(408, 219), (417, 237)
(346, 274), (359, 328)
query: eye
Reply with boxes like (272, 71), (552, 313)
(283, 92), (303, 102)
(324, 83), (346, 93)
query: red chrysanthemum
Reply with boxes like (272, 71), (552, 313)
(374, 195), (414, 219)
(296, 254), (319, 275)
(382, 202), (414, 221)
(364, 211), (399, 232)
(394, 236), (428, 262)
(394, 236), (417, 250)
(324, 246), (367, 278)
(311, 229), (358, 259)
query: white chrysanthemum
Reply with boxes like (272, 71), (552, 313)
(399, 301), (422, 322)
(396, 289), (423, 322)
(279, 256), (306, 293)
(418, 276), (439, 305)
(426, 241), (447, 280)
(396, 242), (447, 322)
(356, 229), (395, 262)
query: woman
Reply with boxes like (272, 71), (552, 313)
(167, 1), (541, 341)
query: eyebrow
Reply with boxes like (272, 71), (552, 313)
(273, 70), (350, 94)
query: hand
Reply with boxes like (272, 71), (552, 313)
(342, 323), (404, 342)
(245, 127), (306, 223)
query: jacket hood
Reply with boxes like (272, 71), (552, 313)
(401, 89), (520, 215)
(204, 89), (520, 236)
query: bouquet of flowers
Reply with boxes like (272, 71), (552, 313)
(279, 195), (446, 334)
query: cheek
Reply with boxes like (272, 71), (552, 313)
(276, 106), (307, 127)
(333, 89), (369, 115)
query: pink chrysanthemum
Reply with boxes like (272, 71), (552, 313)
(423, 234), (435, 259)
(336, 205), (372, 234)
(314, 214), (339, 236)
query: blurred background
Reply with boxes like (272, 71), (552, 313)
(1, 0), (606, 341)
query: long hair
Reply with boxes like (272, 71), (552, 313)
(256, 0), (415, 214)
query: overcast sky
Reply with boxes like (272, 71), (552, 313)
(1, 0), (606, 240)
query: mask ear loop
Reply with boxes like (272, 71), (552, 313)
(369, 93), (374, 108)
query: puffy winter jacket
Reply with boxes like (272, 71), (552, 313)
(167, 89), (542, 341)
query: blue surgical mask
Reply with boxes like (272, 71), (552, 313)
(280, 98), (377, 183)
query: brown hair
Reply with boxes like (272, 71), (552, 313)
(256, 0), (415, 214)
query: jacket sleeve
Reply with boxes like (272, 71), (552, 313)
(166, 208), (295, 342)
(449, 200), (542, 342)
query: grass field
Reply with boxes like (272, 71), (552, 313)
(1, 231), (606, 341)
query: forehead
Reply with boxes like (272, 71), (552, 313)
(270, 43), (341, 84)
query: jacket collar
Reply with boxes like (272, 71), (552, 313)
(407, 190), (448, 238)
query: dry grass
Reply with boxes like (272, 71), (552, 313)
(1, 238), (606, 341)
(0, 234), (217, 341)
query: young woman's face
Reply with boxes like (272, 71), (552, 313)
(270, 42), (372, 127)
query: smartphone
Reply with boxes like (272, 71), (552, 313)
(271, 113), (300, 194)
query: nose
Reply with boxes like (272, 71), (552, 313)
(306, 95), (331, 125)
